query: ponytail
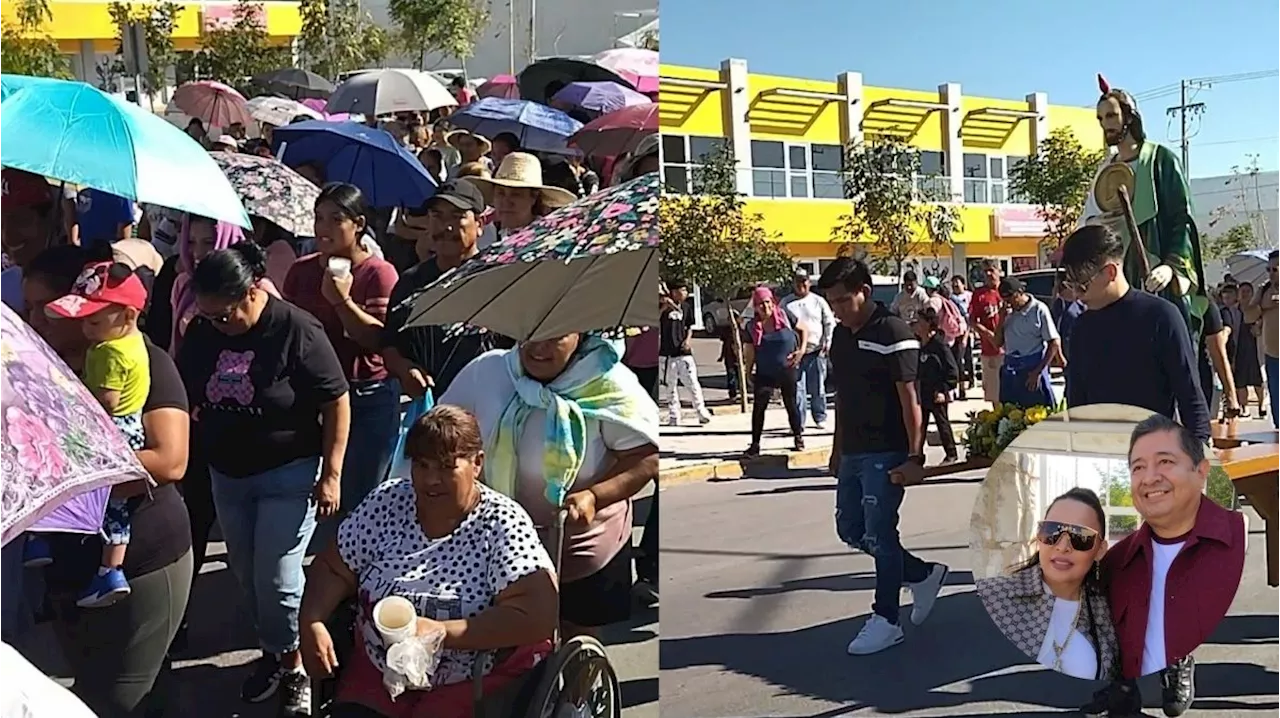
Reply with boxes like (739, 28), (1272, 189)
(192, 241), (268, 300)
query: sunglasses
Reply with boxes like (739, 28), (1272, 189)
(199, 290), (249, 324)
(1036, 520), (1099, 552)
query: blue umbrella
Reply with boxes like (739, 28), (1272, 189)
(0, 74), (250, 228)
(447, 98), (584, 154)
(551, 81), (651, 115)
(273, 120), (437, 208)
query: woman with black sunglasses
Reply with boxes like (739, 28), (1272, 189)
(976, 488), (1119, 690)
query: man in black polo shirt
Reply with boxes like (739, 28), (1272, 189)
(817, 257), (949, 656)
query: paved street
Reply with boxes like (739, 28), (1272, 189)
(659, 450), (1279, 717)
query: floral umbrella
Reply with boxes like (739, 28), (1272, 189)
(210, 151), (319, 237)
(401, 172), (659, 341)
(0, 305), (149, 546)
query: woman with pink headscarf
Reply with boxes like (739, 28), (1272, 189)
(742, 285), (808, 457)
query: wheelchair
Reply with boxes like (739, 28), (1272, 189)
(312, 512), (622, 718)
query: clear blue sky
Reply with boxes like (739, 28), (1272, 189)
(661, 0), (1279, 178)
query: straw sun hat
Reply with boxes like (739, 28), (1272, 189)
(469, 152), (577, 209)
(445, 130), (492, 155)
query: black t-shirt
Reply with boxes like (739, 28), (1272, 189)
(1198, 300), (1225, 400)
(46, 339), (192, 589)
(830, 303), (919, 454)
(383, 258), (509, 397)
(144, 254), (180, 351)
(659, 301), (693, 357)
(179, 295), (349, 478)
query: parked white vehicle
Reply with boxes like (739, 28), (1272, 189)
(699, 274), (900, 331)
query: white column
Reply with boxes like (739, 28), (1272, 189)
(720, 58), (752, 195)
(837, 71), (863, 149)
(77, 41), (95, 83)
(1026, 91), (1049, 155)
(938, 82), (964, 202)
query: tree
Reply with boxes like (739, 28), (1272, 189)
(0, 0), (71, 79)
(661, 144), (795, 411)
(297, 0), (388, 80)
(1007, 127), (1106, 255)
(830, 136), (961, 276)
(387, 0), (488, 71)
(1204, 223), (1267, 262)
(638, 29), (658, 51)
(108, 1), (183, 96)
(195, 0), (290, 91)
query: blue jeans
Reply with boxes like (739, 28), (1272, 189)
(1268, 355), (1279, 429)
(210, 456), (319, 654)
(835, 451), (931, 625)
(344, 378), (401, 514)
(795, 351), (828, 424)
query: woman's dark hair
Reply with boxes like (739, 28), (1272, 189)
(1239, 281), (1255, 291)
(491, 132), (520, 153)
(406, 404), (484, 465)
(25, 245), (96, 293)
(187, 118), (204, 129)
(192, 242), (267, 300)
(1015, 487), (1110, 680)
(543, 162), (583, 197)
(916, 307), (940, 332)
(316, 182), (371, 225)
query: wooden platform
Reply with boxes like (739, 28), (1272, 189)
(1217, 442), (1280, 587)
(1211, 421), (1280, 449)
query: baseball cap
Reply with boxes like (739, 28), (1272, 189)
(998, 277), (1025, 298)
(213, 134), (238, 148)
(922, 276), (940, 290)
(2, 169), (53, 207)
(793, 267), (810, 281)
(427, 179), (487, 214)
(46, 261), (148, 319)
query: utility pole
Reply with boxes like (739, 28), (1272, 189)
(528, 0), (537, 66)
(507, 0), (514, 74)
(1166, 79), (1206, 175)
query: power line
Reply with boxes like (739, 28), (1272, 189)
(1192, 136), (1280, 147)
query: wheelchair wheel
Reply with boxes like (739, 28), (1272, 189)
(524, 635), (620, 718)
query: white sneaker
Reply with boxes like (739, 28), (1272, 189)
(665, 414), (681, 427)
(846, 614), (903, 655)
(908, 563), (949, 626)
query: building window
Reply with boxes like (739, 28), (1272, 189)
(810, 144), (845, 199)
(744, 140), (846, 200)
(963, 153), (988, 204)
(958, 152), (1031, 205)
(661, 134), (727, 195)
(1005, 155), (1028, 204)
(915, 150), (950, 201)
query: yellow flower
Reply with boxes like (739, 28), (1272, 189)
(1025, 406), (1048, 424)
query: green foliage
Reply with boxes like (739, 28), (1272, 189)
(194, 0), (290, 91)
(108, 1), (182, 94)
(297, 0), (388, 80)
(1101, 460), (1239, 535)
(638, 30), (658, 51)
(387, 0), (488, 69)
(0, 0), (71, 79)
(1204, 223), (1265, 262)
(1007, 128), (1106, 254)
(831, 136), (961, 276)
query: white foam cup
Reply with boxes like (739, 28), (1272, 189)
(372, 595), (417, 646)
(327, 256), (352, 279)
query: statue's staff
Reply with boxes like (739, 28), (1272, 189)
(1094, 163), (1153, 286)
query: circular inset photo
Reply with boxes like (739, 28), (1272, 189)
(970, 404), (1247, 683)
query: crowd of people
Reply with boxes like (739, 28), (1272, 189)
(0, 71), (661, 718)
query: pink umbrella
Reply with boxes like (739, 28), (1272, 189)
(592, 48), (658, 94)
(300, 97), (328, 113)
(568, 104), (657, 157)
(478, 74), (520, 99)
(298, 98), (352, 122)
(171, 80), (252, 128)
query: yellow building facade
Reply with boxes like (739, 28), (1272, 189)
(659, 58), (1104, 282)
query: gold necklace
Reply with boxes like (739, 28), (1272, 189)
(1051, 597), (1083, 672)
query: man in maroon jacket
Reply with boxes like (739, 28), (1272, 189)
(1087, 414), (1245, 718)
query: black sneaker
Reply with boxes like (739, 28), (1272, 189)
(1080, 680), (1142, 717)
(1161, 656), (1195, 717)
(277, 668), (312, 717)
(241, 653), (284, 703)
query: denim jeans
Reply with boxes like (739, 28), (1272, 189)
(210, 456), (319, 654)
(343, 378), (401, 514)
(795, 351), (828, 424)
(1267, 355), (1279, 429)
(835, 451), (931, 625)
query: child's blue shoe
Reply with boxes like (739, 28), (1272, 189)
(76, 568), (130, 608)
(22, 535), (52, 568)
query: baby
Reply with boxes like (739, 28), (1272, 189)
(46, 261), (151, 608)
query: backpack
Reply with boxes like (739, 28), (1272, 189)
(936, 295), (965, 343)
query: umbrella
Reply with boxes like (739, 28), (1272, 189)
(568, 104), (658, 157)
(447, 98), (584, 154)
(246, 96), (321, 127)
(592, 48), (659, 94)
(1227, 249), (1274, 288)
(0, 75), (251, 228)
(477, 74), (521, 99)
(210, 152), (319, 237)
(1, 305), (150, 545)
(326, 69), (456, 117)
(401, 172), (659, 341)
(517, 57), (636, 104)
(273, 121), (437, 208)
(551, 81), (651, 116)
(252, 68), (335, 100)
(171, 80), (252, 128)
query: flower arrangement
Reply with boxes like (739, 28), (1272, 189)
(963, 401), (1062, 462)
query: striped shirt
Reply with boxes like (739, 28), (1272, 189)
(830, 303), (920, 454)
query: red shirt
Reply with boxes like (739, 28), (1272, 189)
(283, 253), (399, 383)
(969, 286), (1004, 356)
(1102, 497), (1245, 679)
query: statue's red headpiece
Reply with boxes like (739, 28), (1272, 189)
(1097, 74), (1111, 94)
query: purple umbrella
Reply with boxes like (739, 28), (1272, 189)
(1, 305), (149, 545)
(551, 81), (651, 116)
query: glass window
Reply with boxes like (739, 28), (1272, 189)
(811, 144), (843, 172)
(1006, 155), (1027, 175)
(662, 135), (687, 164)
(752, 169), (787, 198)
(689, 136), (725, 164)
(812, 173), (844, 199)
(790, 174), (809, 198)
(963, 178), (988, 203)
(751, 140), (785, 169)
(917, 175), (950, 202)
(789, 146), (808, 170)
(989, 157), (1004, 180)
(991, 183), (1006, 204)
(919, 150), (946, 177)
(664, 166), (689, 194)
(963, 153), (987, 178)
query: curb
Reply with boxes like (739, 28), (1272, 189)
(660, 445), (833, 488)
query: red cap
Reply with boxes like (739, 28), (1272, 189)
(46, 262), (148, 319)
(1, 169), (53, 207)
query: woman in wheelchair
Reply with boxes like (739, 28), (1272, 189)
(299, 405), (560, 718)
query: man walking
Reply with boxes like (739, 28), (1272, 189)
(660, 281), (712, 426)
(783, 268), (836, 428)
(994, 276), (1062, 409)
(817, 257), (949, 656)
(968, 261), (1005, 408)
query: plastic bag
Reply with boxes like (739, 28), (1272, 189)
(387, 394), (434, 481)
(382, 622), (447, 700)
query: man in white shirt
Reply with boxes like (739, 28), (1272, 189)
(891, 270), (929, 323)
(783, 268), (836, 428)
